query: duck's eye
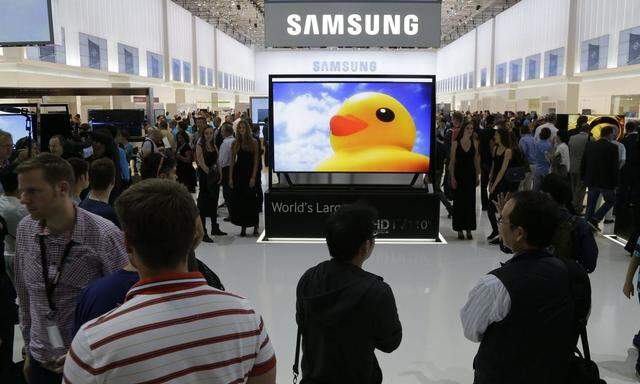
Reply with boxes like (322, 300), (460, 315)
(376, 108), (395, 123)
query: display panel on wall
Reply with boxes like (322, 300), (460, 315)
(147, 52), (163, 79)
(0, 113), (31, 142)
(619, 26), (640, 67)
(544, 47), (564, 77)
(88, 109), (145, 137)
(251, 97), (269, 125)
(183, 62), (191, 83)
(496, 63), (507, 84)
(118, 43), (139, 75)
(565, 114), (625, 140)
(0, 0), (53, 46)
(480, 68), (487, 87)
(207, 68), (214, 87)
(509, 59), (522, 83)
(270, 75), (434, 173)
(199, 66), (206, 86)
(525, 54), (541, 80)
(79, 33), (107, 71)
(468, 72), (474, 90)
(581, 35), (609, 72)
(172, 59), (181, 81)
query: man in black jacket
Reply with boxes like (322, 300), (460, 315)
(461, 191), (590, 384)
(296, 204), (402, 384)
(582, 125), (620, 230)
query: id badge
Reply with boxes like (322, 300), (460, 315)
(47, 324), (65, 349)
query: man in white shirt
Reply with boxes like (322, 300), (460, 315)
(460, 191), (589, 383)
(534, 115), (559, 141)
(218, 123), (236, 211)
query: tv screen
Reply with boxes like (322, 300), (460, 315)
(251, 97), (269, 125)
(88, 109), (144, 137)
(0, 113), (32, 143)
(270, 76), (433, 173)
(0, 0), (53, 46)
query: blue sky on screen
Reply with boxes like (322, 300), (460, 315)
(0, 0), (51, 43)
(0, 114), (29, 142)
(272, 81), (432, 172)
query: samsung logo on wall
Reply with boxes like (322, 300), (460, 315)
(286, 14), (419, 37)
(312, 60), (378, 72)
(265, 0), (441, 48)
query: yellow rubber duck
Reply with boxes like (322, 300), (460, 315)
(316, 92), (430, 172)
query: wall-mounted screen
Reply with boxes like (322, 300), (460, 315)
(0, 113), (31, 142)
(270, 75), (434, 173)
(251, 97), (269, 125)
(564, 114), (625, 140)
(89, 109), (144, 137)
(0, 0), (53, 46)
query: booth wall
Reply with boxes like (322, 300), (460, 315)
(52, 0), (164, 74)
(436, 30), (475, 80)
(195, 17), (216, 86)
(476, 19), (493, 87)
(575, 0), (640, 71)
(254, 49), (437, 94)
(216, 30), (255, 90)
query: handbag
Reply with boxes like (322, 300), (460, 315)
(568, 328), (606, 384)
(504, 166), (526, 183)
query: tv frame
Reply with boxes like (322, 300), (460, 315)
(0, 0), (55, 47)
(250, 96), (269, 126)
(268, 74), (437, 176)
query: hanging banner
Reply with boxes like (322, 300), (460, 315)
(265, 0), (442, 48)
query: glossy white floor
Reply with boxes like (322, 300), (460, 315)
(13, 200), (640, 383)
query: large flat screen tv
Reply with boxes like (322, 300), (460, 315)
(251, 97), (269, 125)
(88, 109), (144, 137)
(270, 75), (434, 173)
(0, 0), (54, 46)
(0, 113), (32, 142)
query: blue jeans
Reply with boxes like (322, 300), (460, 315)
(585, 187), (616, 223)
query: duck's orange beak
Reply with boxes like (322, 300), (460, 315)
(330, 115), (368, 137)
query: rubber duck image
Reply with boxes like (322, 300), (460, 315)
(315, 92), (429, 172)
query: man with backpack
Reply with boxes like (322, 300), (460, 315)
(461, 191), (593, 384)
(541, 174), (599, 273)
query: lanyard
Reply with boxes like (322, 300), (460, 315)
(39, 235), (75, 313)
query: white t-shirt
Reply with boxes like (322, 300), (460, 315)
(554, 142), (570, 173)
(535, 123), (558, 141)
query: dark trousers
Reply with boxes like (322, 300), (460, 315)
(585, 187), (616, 223)
(221, 166), (232, 209)
(0, 324), (14, 381)
(480, 163), (491, 209)
(27, 355), (61, 384)
(487, 182), (518, 233)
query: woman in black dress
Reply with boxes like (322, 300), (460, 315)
(449, 121), (481, 240)
(196, 126), (226, 243)
(175, 130), (197, 193)
(487, 128), (521, 244)
(229, 120), (260, 237)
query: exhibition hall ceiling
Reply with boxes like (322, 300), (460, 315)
(172, 0), (520, 47)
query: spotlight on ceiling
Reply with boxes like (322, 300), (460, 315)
(236, 3), (241, 10)
(476, 4), (481, 10)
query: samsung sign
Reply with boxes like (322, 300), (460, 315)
(265, 0), (441, 48)
(312, 60), (377, 72)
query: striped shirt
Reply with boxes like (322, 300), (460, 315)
(63, 272), (276, 384)
(460, 274), (511, 343)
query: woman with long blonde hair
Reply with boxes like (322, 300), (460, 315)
(229, 120), (260, 236)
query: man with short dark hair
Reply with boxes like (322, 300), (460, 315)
(14, 154), (127, 383)
(295, 204), (402, 384)
(64, 179), (276, 384)
(569, 123), (592, 212)
(582, 125), (619, 230)
(79, 158), (119, 227)
(67, 158), (89, 205)
(48, 135), (66, 158)
(461, 191), (590, 384)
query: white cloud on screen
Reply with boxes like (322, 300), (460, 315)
(322, 83), (341, 91)
(273, 93), (341, 171)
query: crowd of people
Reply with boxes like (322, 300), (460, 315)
(0, 107), (638, 384)
(435, 110), (639, 249)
